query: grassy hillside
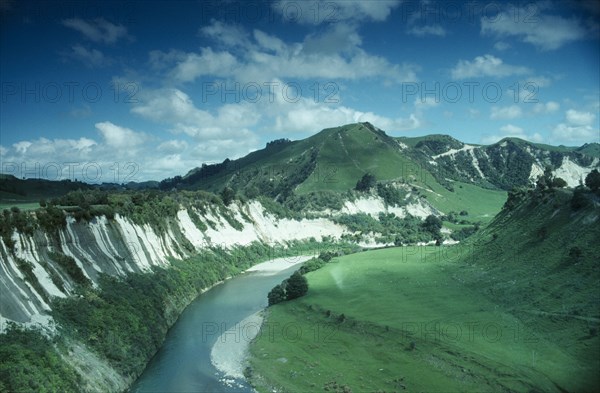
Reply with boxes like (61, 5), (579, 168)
(248, 188), (599, 392)
(162, 123), (507, 220)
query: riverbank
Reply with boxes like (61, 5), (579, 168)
(244, 255), (314, 275)
(208, 256), (313, 388)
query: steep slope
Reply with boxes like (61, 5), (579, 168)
(402, 135), (600, 190)
(160, 123), (508, 221)
(248, 185), (599, 393)
(0, 198), (350, 327)
(457, 187), (600, 380)
(162, 123), (419, 196)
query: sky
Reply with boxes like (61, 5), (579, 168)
(0, 0), (599, 183)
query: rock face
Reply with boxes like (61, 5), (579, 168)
(0, 201), (349, 328)
(409, 137), (600, 190)
(0, 194), (444, 328)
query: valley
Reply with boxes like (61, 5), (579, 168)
(0, 123), (599, 392)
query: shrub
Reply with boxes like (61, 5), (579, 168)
(585, 169), (600, 191)
(355, 173), (376, 191)
(268, 284), (286, 306)
(571, 187), (589, 210)
(286, 271), (309, 300)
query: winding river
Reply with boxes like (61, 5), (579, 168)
(129, 257), (310, 393)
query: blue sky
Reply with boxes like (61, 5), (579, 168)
(1, 0), (599, 182)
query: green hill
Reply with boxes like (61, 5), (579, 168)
(158, 123), (508, 221)
(248, 187), (600, 392)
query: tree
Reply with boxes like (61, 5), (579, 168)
(220, 187), (236, 206)
(585, 169), (600, 191)
(267, 284), (286, 306)
(571, 186), (589, 210)
(355, 173), (376, 191)
(286, 271), (308, 300)
(423, 215), (442, 235)
(552, 177), (568, 188)
(536, 166), (554, 190)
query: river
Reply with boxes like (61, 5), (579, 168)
(129, 256), (311, 393)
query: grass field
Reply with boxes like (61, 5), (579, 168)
(0, 202), (40, 211)
(248, 245), (598, 392)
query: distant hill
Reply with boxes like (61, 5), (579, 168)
(401, 135), (599, 190)
(162, 123), (598, 196)
(0, 174), (158, 206)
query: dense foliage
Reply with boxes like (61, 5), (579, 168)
(286, 271), (309, 300)
(0, 323), (81, 393)
(50, 243), (276, 379)
(334, 212), (437, 245)
(355, 173), (376, 191)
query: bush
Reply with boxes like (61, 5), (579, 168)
(286, 271), (308, 300)
(376, 183), (406, 207)
(585, 169), (600, 191)
(0, 323), (81, 392)
(268, 284), (286, 306)
(355, 173), (376, 191)
(552, 177), (568, 188)
(571, 187), (589, 210)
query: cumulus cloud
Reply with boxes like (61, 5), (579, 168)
(170, 48), (238, 82)
(451, 54), (530, 79)
(62, 18), (131, 44)
(66, 44), (112, 68)
(566, 109), (596, 126)
(481, 4), (588, 50)
(131, 88), (261, 139)
(407, 24), (447, 37)
(494, 41), (511, 51)
(271, 0), (400, 25)
(0, 126), (251, 182)
(532, 101), (560, 114)
(490, 105), (523, 120)
(95, 121), (147, 148)
(552, 109), (598, 144)
(166, 21), (418, 85)
(481, 124), (544, 144)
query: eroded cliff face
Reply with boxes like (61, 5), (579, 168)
(0, 193), (444, 329)
(0, 201), (348, 328)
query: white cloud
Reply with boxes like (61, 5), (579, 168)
(565, 109), (596, 126)
(148, 49), (187, 70)
(67, 44), (111, 68)
(157, 140), (188, 153)
(493, 41), (510, 51)
(62, 18), (131, 44)
(271, 0), (400, 25)
(168, 21), (418, 85)
(407, 25), (446, 37)
(0, 130), (246, 182)
(552, 109), (599, 144)
(532, 101), (560, 114)
(131, 88), (261, 139)
(95, 121), (146, 148)
(159, 24), (417, 87)
(525, 76), (552, 88)
(265, 80), (423, 133)
(481, 4), (588, 51)
(499, 124), (524, 134)
(552, 123), (597, 144)
(490, 105), (523, 120)
(170, 48), (238, 83)
(13, 141), (32, 154)
(451, 54), (530, 79)
(481, 123), (544, 144)
(302, 23), (362, 54)
(199, 19), (251, 48)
